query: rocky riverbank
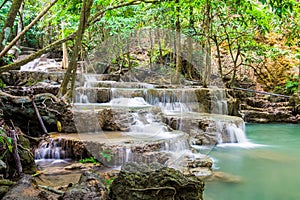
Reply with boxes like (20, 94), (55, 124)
(232, 89), (300, 123)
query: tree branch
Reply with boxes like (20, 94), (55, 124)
(89, 0), (159, 25)
(0, 0), (59, 59)
(0, 33), (75, 73)
(32, 97), (48, 135)
(0, 0), (9, 10)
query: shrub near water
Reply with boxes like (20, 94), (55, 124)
(285, 75), (298, 95)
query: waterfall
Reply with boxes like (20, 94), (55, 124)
(210, 88), (228, 115)
(226, 123), (248, 143)
(35, 138), (69, 160)
(215, 120), (248, 144)
(144, 89), (197, 113)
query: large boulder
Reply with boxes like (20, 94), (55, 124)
(109, 162), (205, 200)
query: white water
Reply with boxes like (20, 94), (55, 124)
(75, 77), (249, 146)
(20, 56), (60, 72)
(210, 88), (228, 115)
(101, 97), (152, 108)
(58, 75), (256, 170)
(34, 138), (68, 160)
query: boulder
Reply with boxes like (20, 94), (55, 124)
(109, 162), (205, 200)
(61, 171), (107, 200)
(0, 179), (15, 199)
(2, 175), (58, 200)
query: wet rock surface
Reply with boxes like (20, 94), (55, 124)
(164, 112), (245, 145)
(109, 162), (205, 200)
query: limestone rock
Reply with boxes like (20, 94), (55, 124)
(109, 162), (205, 200)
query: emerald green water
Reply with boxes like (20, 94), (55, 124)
(204, 124), (300, 200)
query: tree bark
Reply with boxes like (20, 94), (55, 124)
(175, 0), (182, 84)
(0, 0), (23, 51)
(58, 0), (93, 99)
(203, 0), (211, 88)
(10, 129), (23, 177)
(0, 0), (59, 59)
(61, 22), (69, 69)
(212, 34), (223, 79)
(0, 33), (75, 73)
(15, 0), (25, 59)
(186, 5), (194, 80)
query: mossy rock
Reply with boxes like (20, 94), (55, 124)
(109, 162), (205, 200)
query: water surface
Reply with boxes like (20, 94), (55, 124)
(204, 123), (300, 200)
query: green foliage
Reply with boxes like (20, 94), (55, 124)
(105, 177), (115, 190)
(100, 150), (113, 162)
(285, 75), (298, 95)
(0, 131), (13, 154)
(0, 0), (299, 89)
(26, 77), (35, 86)
(0, 79), (6, 89)
(79, 156), (100, 164)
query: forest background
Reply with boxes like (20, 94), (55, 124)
(0, 0), (299, 99)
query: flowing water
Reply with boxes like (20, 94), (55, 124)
(204, 123), (300, 200)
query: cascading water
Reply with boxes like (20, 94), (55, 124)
(50, 70), (254, 171)
(34, 138), (70, 160)
(70, 75), (197, 168)
(226, 123), (248, 143)
(215, 121), (247, 144)
(210, 88), (228, 115)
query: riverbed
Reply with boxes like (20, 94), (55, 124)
(204, 123), (300, 200)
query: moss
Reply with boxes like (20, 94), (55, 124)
(109, 162), (204, 200)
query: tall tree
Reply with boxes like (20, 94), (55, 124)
(203, 0), (211, 87)
(175, 0), (182, 84)
(58, 0), (93, 99)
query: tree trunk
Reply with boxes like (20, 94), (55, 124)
(212, 35), (223, 79)
(203, 0), (211, 87)
(10, 129), (23, 177)
(149, 29), (153, 70)
(58, 0), (93, 100)
(0, 0), (23, 51)
(175, 0), (182, 84)
(15, 1), (24, 59)
(127, 41), (131, 71)
(157, 29), (164, 68)
(61, 22), (69, 69)
(0, 0), (58, 60)
(186, 5), (194, 80)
